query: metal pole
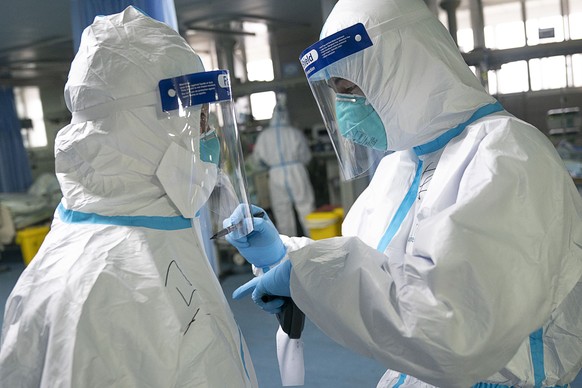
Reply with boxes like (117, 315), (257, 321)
(439, 0), (461, 45)
(469, 0), (488, 89)
(520, 0), (532, 92)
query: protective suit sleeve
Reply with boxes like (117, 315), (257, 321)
(280, 234), (313, 251)
(287, 121), (582, 388)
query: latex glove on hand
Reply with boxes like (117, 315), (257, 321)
(232, 260), (293, 314)
(225, 204), (286, 269)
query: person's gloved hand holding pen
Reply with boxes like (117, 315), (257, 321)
(224, 204), (293, 314)
(224, 204), (286, 270)
(224, 204), (300, 330)
(225, 205), (304, 386)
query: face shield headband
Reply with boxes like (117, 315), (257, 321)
(299, 23), (391, 181)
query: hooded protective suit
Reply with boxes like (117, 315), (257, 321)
(282, 0), (582, 387)
(253, 103), (315, 236)
(0, 7), (257, 388)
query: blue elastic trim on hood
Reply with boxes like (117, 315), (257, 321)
(413, 102), (504, 156)
(57, 203), (192, 230)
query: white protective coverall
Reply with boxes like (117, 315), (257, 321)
(0, 7), (257, 388)
(253, 104), (315, 237)
(284, 0), (582, 387)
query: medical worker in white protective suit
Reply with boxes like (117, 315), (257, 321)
(0, 7), (258, 388)
(253, 97), (315, 236)
(226, 0), (582, 387)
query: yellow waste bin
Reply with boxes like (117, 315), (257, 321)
(306, 211), (341, 240)
(332, 207), (344, 222)
(15, 225), (50, 266)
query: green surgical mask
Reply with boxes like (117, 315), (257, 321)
(335, 93), (387, 151)
(200, 131), (220, 165)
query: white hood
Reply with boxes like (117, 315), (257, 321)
(55, 6), (205, 216)
(321, 0), (497, 151)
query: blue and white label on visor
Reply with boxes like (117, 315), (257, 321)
(158, 70), (231, 112)
(299, 23), (372, 79)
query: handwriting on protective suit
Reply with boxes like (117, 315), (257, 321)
(164, 260), (201, 335)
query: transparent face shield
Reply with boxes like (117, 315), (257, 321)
(300, 23), (390, 181)
(159, 70), (254, 239)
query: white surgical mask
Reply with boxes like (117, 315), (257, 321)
(156, 142), (218, 218)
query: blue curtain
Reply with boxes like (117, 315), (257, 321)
(71, 0), (178, 52)
(0, 87), (33, 193)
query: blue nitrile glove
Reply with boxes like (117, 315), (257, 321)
(232, 260), (292, 314)
(224, 204), (286, 268)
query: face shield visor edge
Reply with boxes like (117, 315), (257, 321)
(300, 23), (391, 181)
(157, 70), (255, 239)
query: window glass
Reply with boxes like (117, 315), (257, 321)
(250, 91), (276, 121)
(496, 61), (529, 94)
(484, 2), (525, 49)
(243, 22), (274, 82)
(13, 86), (47, 148)
(525, 0), (564, 45)
(529, 56), (567, 90)
(242, 22), (276, 121)
(487, 70), (498, 95)
(570, 0), (582, 39)
(457, 8), (474, 52)
(573, 54), (582, 87)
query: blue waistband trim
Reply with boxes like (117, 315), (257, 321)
(413, 102), (504, 156)
(57, 203), (192, 231)
(270, 161), (301, 168)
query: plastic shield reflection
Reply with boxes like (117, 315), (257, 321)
(159, 70), (254, 239)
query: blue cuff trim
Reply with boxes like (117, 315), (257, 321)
(414, 102), (504, 156)
(57, 203), (192, 231)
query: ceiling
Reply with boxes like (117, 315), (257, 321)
(0, 0), (323, 87)
(0, 0), (536, 87)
